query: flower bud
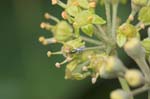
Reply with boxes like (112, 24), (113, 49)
(125, 69), (144, 87)
(110, 89), (132, 99)
(100, 65), (118, 79)
(124, 38), (145, 60)
(105, 56), (126, 73)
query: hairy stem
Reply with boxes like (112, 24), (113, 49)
(112, 3), (118, 39)
(104, 0), (111, 34)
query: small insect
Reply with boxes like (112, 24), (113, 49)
(70, 46), (86, 54)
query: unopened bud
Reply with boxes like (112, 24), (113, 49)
(105, 56), (126, 73)
(124, 38), (145, 60)
(38, 36), (45, 42)
(125, 69), (144, 87)
(110, 89), (132, 99)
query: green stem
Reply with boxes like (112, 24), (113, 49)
(118, 77), (134, 99)
(49, 15), (60, 23)
(94, 25), (109, 42)
(104, 0), (111, 34)
(112, 3), (118, 39)
(81, 36), (103, 45)
(84, 46), (105, 51)
(57, 0), (67, 8)
(132, 85), (150, 96)
(135, 58), (150, 83)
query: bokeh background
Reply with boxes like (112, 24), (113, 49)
(0, 0), (147, 99)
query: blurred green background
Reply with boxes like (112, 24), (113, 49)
(0, 0), (147, 99)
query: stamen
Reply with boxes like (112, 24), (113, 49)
(55, 57), (72, 68)
(44, 13), (51, 19)
(40, 22), (52, 30)
(47, 51), (62, 57)
(55, 62), (61, 68)
(51, 0), (66, 8)
(42, 38), (57, 45)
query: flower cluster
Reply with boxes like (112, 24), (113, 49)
(39, 0), (150, 99)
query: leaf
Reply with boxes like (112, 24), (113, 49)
(81, 24), (94, 37)
(117, 33), (127, 47)
(92, 15), (106, 25)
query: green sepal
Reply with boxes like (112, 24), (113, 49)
(92, 15), (106, 25)
(66, 6), (81, 17)
(116, 33), (127, 47)
(138, 6), (150, 24)
(74, 10), (93, 27)
(81, 24), (94, 37)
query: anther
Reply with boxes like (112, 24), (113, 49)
(61, 11), (68, 19)
(51, 0), (58, 5)
(89, 2), (96, 8)
(82, 66), (88, 71)
(140, 23), (145, 29)
(55, 62), (61, 68)
(44, 13), (51, 19)
(128, 14), (134, 21)
(47, 51), (52, 57)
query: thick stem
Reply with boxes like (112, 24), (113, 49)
(118, 77), (134, 99)
(112, 3), (118, 39)
(104, 0), (111, 35)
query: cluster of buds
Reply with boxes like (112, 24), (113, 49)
(38, 0), (150, 99)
